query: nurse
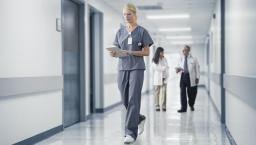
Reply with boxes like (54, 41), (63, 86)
(109, 3), (153, 144)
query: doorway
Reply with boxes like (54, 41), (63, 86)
(88, 6), (104, 113)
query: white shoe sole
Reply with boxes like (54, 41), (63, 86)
(124, 135), (135, 144)
(138, 119), (146, 135)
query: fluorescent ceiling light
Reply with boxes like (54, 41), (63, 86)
(166, 137), (192, 141)
(147, 14), (190, 19)
(171, 41), (194, 45)
(159, 27), (191, 32)
(166, 36), (192, 39)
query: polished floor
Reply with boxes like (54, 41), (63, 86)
(36, 78), (231, 145)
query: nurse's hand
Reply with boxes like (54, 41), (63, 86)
(109, 51), (116, 57)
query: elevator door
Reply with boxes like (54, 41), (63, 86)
(63, 0), (80, 128)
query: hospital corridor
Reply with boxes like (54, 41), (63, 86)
(0, 0), (255, 145)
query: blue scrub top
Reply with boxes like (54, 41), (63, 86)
(113, 25), (154, 71)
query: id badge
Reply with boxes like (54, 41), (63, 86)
(128, 37), (132, 45)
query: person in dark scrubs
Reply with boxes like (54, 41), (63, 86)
(108, 3), (153, 144)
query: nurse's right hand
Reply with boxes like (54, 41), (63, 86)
(109, 51), (116, 57)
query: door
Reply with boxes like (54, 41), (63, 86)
(89, 9), (95, 113)
(207, 38), (211, 92)
(88, 6), (104, 113)
(63, 0), (80, 127)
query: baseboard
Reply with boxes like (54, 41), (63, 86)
(225, 125), (237, 145)
(13, 125), (63, 145)
(208, 93), (222, 120)
(201, 84), (221, 119)
(95, 108), (104, 113)
(204, 86), (237, 145)
(84, 114), (93, 121)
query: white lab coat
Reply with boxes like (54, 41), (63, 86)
(152, 57), (169, 86)
(176, 54), (200, 87)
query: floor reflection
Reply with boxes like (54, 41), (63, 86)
(36, 79), (231, 145)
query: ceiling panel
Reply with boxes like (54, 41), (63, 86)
(102, 0), (217, 48)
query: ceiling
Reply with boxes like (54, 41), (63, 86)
(102, 0), (217, 50)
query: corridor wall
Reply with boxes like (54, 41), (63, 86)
(208, 0), (222, 115)
(0, 0), (62, 144)
(225, 0), (256, 144)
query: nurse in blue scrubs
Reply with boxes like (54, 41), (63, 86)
(109, 3), (154, 144)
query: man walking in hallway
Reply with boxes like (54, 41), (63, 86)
(176, 45), (200, 113)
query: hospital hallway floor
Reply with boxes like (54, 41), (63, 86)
(36, 78), (231, 145)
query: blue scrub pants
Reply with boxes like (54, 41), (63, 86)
(118, 70), (145, 139)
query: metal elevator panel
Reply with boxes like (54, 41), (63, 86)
(63, 0), (80, 128)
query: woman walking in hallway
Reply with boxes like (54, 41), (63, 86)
(152, 47), (169, 112)
(108, 3), (154, 144)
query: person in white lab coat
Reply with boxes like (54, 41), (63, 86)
(152, 47), (169, 111)
(176, 45), (200, 113)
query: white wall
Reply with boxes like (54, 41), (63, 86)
(210, 81), (221, 112)
(225, 0), (256, 76)
(0, 0), (62, 77)
(190, 44), (206, 86)
(208, 0), (222, 113)
(225, 0), (256, 144)
(191, 44), (206, 70)
(204, 42), (210, 90)
(0, 0), (62, 144)
(0, 92), (62, 145)
(226, 92), (256, 145)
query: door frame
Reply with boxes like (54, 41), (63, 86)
(220, 0), (226, 124)
(88, 5), (104, 113)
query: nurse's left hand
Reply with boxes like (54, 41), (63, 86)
(109, 51), (116, 57)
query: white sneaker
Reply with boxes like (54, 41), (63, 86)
(124, 135), (135, 144)
(138, 118), (146, 135)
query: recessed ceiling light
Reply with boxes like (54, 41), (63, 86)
(147, 14), (190, 20)
(159, 27), (191, 32)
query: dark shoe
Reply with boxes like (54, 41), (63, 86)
(138, 116), (146, 135)
(155, 106), (160, 111)
(177, 109), (187, 113)
(162, 108), (166, 112)
(190, 106), (195, 111)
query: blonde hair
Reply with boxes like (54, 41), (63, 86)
(123, 3), (137, 15)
